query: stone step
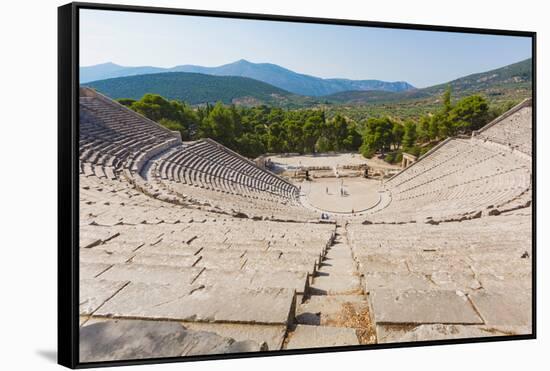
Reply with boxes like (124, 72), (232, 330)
(324, 245), (353, 259)
(93, 281), (296, 325)
(79, 319), (265, 362)
(285, 325), (359, 349)
(296, 295), (368, 326)
(183, 322), (286, 351)
(318, 257), (356, 275)
(370, 289), (484, 325)
(310, 273), (362, 295)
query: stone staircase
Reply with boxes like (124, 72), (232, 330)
(283, 224), (376, 349)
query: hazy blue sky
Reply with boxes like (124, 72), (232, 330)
(80, 9), (532, 88)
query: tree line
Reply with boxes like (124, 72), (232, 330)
(118, 87), (516, 161)
(118, 94), (361, 158)
(359, 87), (517, 163)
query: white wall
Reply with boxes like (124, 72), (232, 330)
(0, 0), (546, 369)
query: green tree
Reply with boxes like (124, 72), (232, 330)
(391, 122), (405, 149)
(402, 121), (417, 151)
(417, 116), (431, 143)
(129, 94), (198, 140)
(286, 119), (306, 153)
(236, 132), (266, 158)
(303, 117), (322, 153)
(442, 85), (452, 114)
(359, 117), (394, 157)
(267, 121), (287, 153)
(343, 121), (362, 151)
(198, 102), (237, 148)
(428, 115), (439, 140)
(449, 95), (489, 132)
(332, 115), (349, 151)
(158, 118), (188, 140)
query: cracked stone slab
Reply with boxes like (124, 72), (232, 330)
(370, 289), (483, 324)
(95, 282), (295, 324)
(364, 272), (434, 292)
(195, 269), (309, 293)
(469, 290), (531, 326)
(355, 255), (409, 274)
(80, 227), (120, 248)
(80, 249), (134, 265)
(80, 279), (128, 315)
(95, 240), (145, 253)
(131, 253), (200, 268)
(80, 262), (112, 279)
(477, 273), (532, 292)
(138, 243), (201, 256)
(98, 263), (204, 286)
(184, 322), (286, 351)
(406, 257), (472, 275)
(469, 259), (531, 277)
(286, 325), (359, 349)
(79, 319), (265, 362)
(376, 323), (526, 343)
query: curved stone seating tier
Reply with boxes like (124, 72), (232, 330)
(476, 103), (532, 155)
(373, 138), (531, 222)
(79, 88), (303, 219)
(176, 140), (296, 198)
(79, 91), (180, 179)
(157, 146), (294, 199)
(133, 137), (308, 219)
(140, 163), (315, 222)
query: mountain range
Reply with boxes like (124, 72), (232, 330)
(324, 58), (532, 105)
(85, 72), (312, 107)
(83, 58), (532, 108)
(80, 59), (415, 96)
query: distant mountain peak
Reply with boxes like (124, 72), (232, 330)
(80, 59), (415, 96)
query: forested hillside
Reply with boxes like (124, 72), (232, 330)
(86, 72), (314, 107)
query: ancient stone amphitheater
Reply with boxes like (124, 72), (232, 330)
(78, 87), (533, 362)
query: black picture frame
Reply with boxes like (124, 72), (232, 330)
(58, 2), (537, 368)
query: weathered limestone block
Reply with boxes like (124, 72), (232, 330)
(470, 290), (531, 327)
(80, 262), (111, 279)
(321, 257), (356, 275)
(95, 282), (296, 324)
(355, 255), (409, 274)
(131, 253), (200, 268)
(364, 272), (434, 292)
(97, 263), (203, 286)
(184, 322), (286, 351)
(80, 226), (120, 248)
(195, 269), (309, 293)
(79, 319), (265, 362)
(80, 279), (128, 315)
(376, 323), (520, 343)
(477, 273), (531, 292)
(286, 325), (359, 349)
(138, 243), (201, 256)
(310, 273), (361, 295)
(80, 249), (134, 265)
(370, 289), (483, 324)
